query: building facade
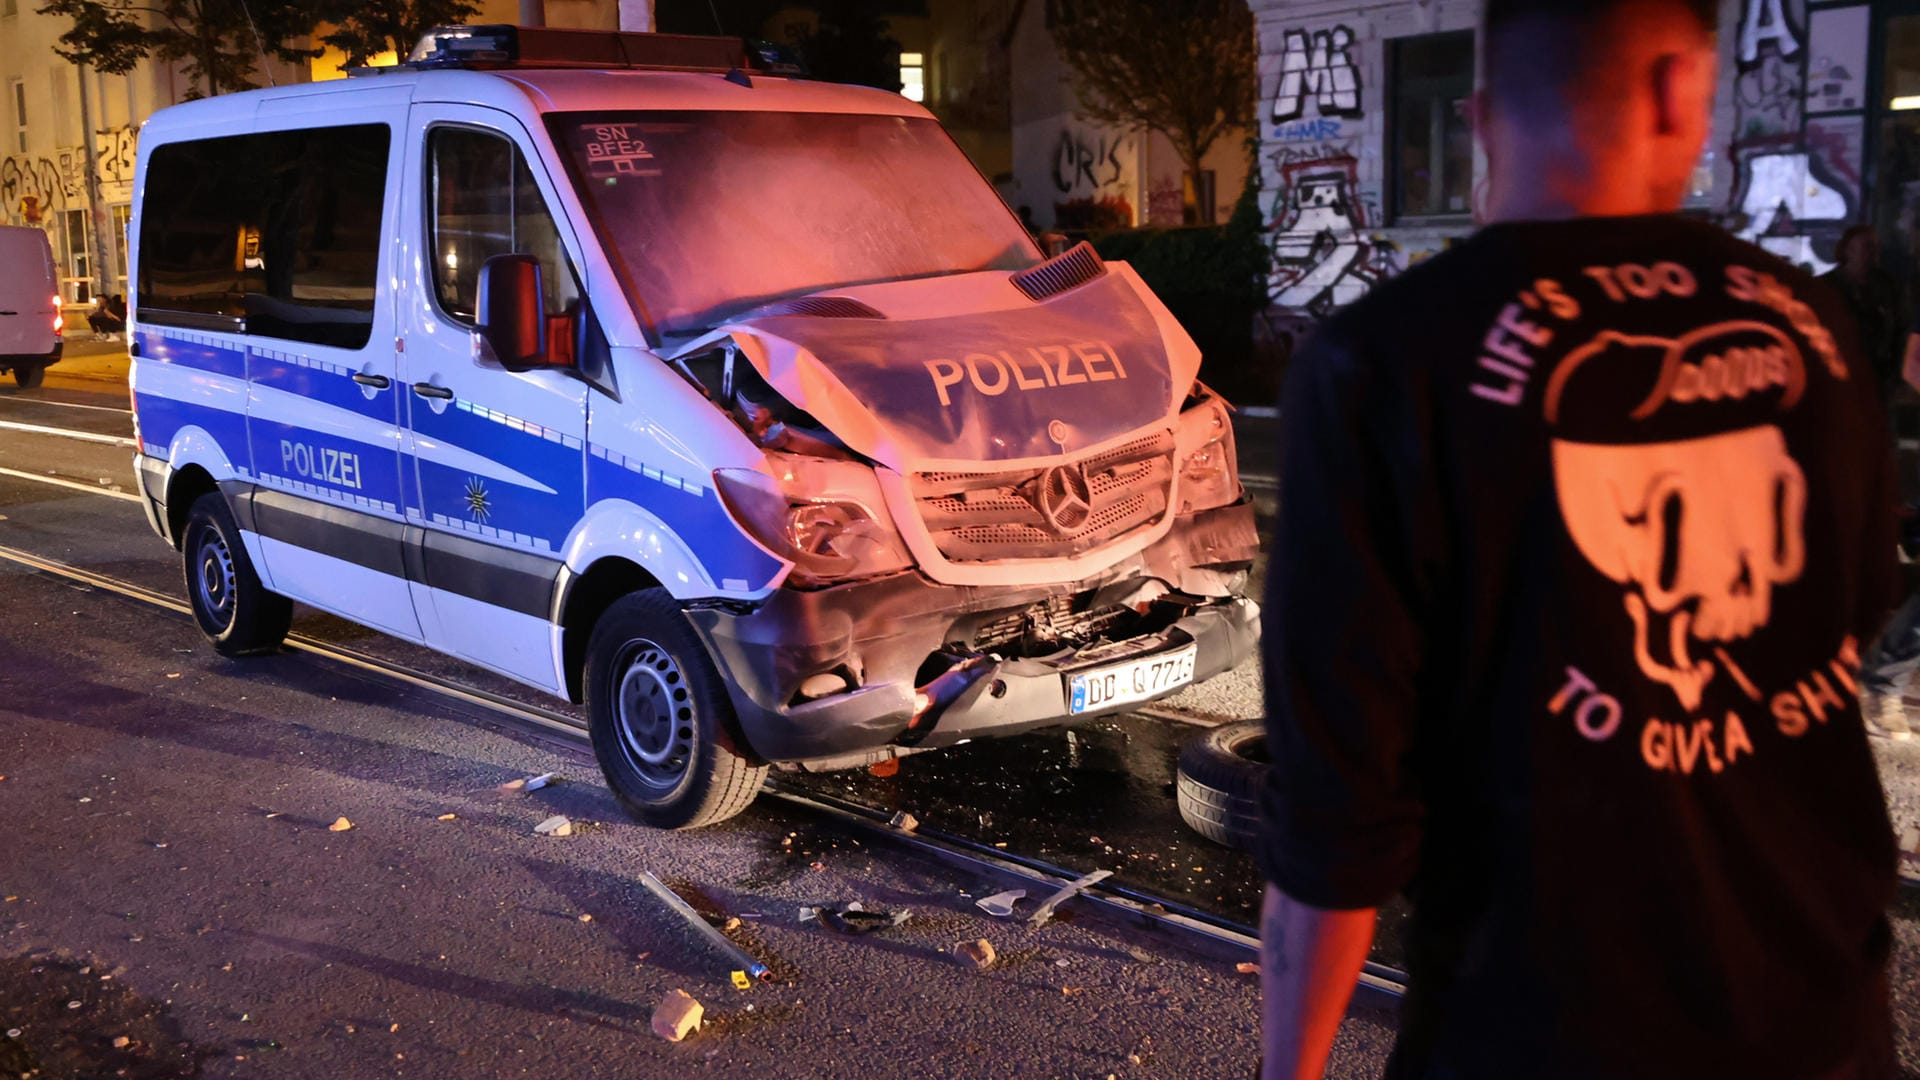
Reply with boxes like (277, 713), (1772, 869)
(1246, 0), (1907, 345)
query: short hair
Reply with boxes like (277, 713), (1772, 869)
(1483, 0), (1717, 125)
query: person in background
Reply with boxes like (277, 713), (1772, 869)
(1257, 0), (1901, 1076)
(87, 293), (127, 338)
(1820, 225), (1905, 403)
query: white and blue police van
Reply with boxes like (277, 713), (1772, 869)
(128, 25), (1260, 827)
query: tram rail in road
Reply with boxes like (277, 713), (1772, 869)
(0, 534), (1410, 1000)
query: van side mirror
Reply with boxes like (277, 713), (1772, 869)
(477, 253), (564, 372)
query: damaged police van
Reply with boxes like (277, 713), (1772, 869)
(128, 25), (1260, 827)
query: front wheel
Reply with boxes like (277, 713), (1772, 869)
(181, 493), (292, 656)
(12, 365), (44, 389)
(585, 588), (767, 829)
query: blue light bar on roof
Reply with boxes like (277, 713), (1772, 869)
(404, 24), (756, 73)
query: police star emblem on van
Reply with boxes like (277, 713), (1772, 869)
(126, 24), (1260, 829)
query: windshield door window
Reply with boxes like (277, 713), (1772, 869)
(426, 126), (580, 324)
(547, 110), (1039, 337)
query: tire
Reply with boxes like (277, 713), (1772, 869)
(181, 492), (292, 656)
(12, 365), (44, 389)
(585, 588), (767, 829)
(1176, 719), (1267, 851)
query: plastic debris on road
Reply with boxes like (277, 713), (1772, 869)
(953, 939), (996, 970)
(1027, 869), (1113, 929)
(652, 989), (703, 1041)
(436, 813), (456, 821)
(888, 811), (919, 832)
(1236, 962), (1259, 975)
(523, 772), (557, 791)
(731, 970), (751, 991)
(817, 902), (911, 936)
(533, 815), (573, 837)
(327, 817), (353, 832)
(975, 889), (1025, 918)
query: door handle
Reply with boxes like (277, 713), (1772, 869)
(411, 381), (453, 400)
(352, 372), (391, 389)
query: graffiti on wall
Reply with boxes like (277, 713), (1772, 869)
(1727, 0), (1849, 272)
(1271, 26), (1362, 126)
(1, 156), (63, 225)
(1268, 149), (1403, 318)
(1052, 127), (1130, 196)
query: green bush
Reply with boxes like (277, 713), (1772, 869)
(1091, 180), (1273, 404)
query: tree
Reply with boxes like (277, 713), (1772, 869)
(39, 0), (322, 98)
(317, 0), (479, 69)
(1050, 0), (1257, 224)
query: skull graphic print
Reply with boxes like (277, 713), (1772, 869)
(1553, 428), (1807, 711)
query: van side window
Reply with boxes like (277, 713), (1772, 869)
(427, 127), (581, 324)
(137, 125), (389, 349)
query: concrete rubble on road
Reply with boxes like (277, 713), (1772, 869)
(533, 815), (572, 837)
(651, 989), (703, 1042)
(953, 939), (996, 970)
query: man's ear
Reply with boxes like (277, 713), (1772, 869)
(1651, 49), (1716, 139)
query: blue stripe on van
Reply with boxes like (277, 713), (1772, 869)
(407, 398), (585, 552)
(135, 328), (246, 380)
(133, 389), (249, 464)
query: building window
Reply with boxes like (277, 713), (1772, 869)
(63, 209), (92, 304)
(9, 78), (24, 153)
(899, 51), (924, 102)
(1389, 31), (1475, 220)
(111, 203), (131, 289)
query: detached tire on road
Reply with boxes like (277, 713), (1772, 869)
(12, 365), (45, 389)
(585, 588), (768, 829)
(1176, 720), (1267, 851)
(181, 492), (293, 657)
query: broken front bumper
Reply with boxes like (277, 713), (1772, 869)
(684, 499), (1261, 767)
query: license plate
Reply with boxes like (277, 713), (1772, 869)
(1068, 646), (1198, 715)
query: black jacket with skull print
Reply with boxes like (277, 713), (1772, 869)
(1258, 213), (1900, 1079)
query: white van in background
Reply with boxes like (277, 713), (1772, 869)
(128, 25), (1261, 829)
(0, 225), (63, 388)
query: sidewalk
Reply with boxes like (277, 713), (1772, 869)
(50, 336), (131, 383)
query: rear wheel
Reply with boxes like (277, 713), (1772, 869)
(586, 588), (767, 829)
(1175, 720), (1267, 851)
(181, 493), (292, 656)
(12, 365), (44, 389)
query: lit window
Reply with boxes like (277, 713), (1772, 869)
(899, 52), (924, 103)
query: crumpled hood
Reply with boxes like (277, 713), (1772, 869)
(680, 265), (1200, 471)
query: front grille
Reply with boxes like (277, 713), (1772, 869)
(749, 296), (884, 319)
(969, 593), (1137, 653)
(910, 431), (1174, 562)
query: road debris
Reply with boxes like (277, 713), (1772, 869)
(1126, 946), (1158, 965)
(637, 872), (770, 981)
(499, 771), (558, 792)
(327, 817), (353, 832)
(953, 939), (996, 970)
(1236, 962), (1259, 975)
(888, 811), (919, 832)
(866, 758), (900, 778)
(817, 902), (911, 936)
(436, 813), (456, 821)
(578, 914), (593, 923)
(731, 971), (751, 991)
(111, 1036), (130, 1048)
(1027, 869), (1113, 929)
(533, 815), (573, 837)
(975, 889), (1025, 918)
(721, 917), (741, 932)
(651, 989), (703, 1042)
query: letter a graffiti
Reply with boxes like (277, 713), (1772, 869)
(1739, 0), (1800, 64)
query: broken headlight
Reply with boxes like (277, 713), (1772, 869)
(1174, 387), (1240, 514)
(713, 455), (912, 587)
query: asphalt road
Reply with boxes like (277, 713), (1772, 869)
(0, 355), (1914, 1077)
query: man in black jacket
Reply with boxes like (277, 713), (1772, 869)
(1257, 1), (1901, 1076)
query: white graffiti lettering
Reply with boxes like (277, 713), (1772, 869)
(1272, 26), (1362, 124)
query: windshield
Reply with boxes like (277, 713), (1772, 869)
(547, 110), (1041, 336)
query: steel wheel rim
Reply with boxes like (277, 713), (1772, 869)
(612, 639), (695, 788)
(194, 527), (237, 629)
